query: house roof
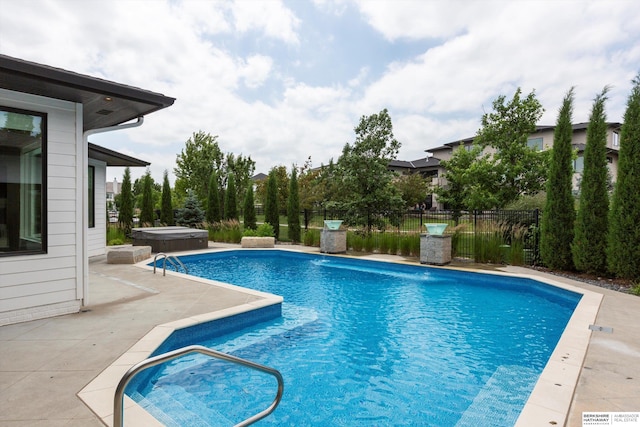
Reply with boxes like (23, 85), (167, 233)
(0, 54), (175, 132)
(425, 122), (623, 154)
(389, 157), (440, 169)
(88, 143), (150, 167)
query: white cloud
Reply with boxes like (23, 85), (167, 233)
(231, 0), (300, 45)
(356, 0), (640, 137)
(312, 0), (350, 16)
(355, 0), (488, 40)
(2, 0), (639, 186)
(239, 55), (274, 89)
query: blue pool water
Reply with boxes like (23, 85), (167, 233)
(131, 250), (581, 426)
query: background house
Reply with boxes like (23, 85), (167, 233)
(392, 123), (622, 210)
(0, 55), (174, 325)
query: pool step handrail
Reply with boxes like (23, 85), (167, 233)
(113, 344), (284, 427)
(153, 252), (188, 276)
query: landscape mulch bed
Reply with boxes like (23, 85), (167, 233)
(531, 266), (636, 294)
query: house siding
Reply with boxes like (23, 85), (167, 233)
(0, 89), (83, 325)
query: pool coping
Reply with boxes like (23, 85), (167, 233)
(78, 247), (602, 427)
(78, 268), (284, 427)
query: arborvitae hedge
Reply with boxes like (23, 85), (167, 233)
(243, 184), (257, 230)
(206, 170), (221, 223)
(608, 74), (640, 280)
(225, 173), (238, 220)
(118, 167), (134, 235)
(572, 88), (610, 274)
(140, 172), (155, 225)
(541, 88), (576, 270)
(265, 170), (280, 239)
(160, 170), (174, 226)
(288, 168), (301, 243)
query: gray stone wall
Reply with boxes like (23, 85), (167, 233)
(420, 234), (452, 265)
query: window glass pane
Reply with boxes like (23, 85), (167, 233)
(527, 137), (543, 151)
(574, 156), (584, 173)
(88, 166), (95, 228)
(0, 108), (46, 255)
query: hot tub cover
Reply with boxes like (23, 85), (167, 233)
(132, 227), (208, 240)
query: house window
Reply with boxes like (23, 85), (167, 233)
(613, 131), (620, 147)
(574, 155), (584, 173)
(0, 107), (47, 255)
(88, 166), (95, 228)
(527, 137), (543, 151)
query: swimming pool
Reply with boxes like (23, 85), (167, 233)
(131, 250), (581, 426)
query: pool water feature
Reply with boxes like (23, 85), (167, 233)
(134, 250), (581, 426)
(425, 223), (448, 235)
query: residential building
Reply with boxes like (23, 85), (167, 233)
(392, 123), (622, 210)
(0, 54), (174, 325)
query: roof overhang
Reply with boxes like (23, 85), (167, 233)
(0, 54), (175, 132)
(88, 143), (149, 167)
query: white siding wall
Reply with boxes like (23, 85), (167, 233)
(0, 89), (82, 325)
(87, 159), (106, 257)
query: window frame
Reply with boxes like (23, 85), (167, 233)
(0, 106), (47, 257)
(88, 165), (95, 228)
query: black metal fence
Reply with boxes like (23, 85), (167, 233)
(302, 208), (540, 265)
(247, 207), (540, 265)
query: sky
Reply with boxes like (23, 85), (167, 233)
(1, 0), (639, 185)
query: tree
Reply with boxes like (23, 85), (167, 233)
(288, 167), (301, 243)
(117, 167), (134, 234)
(174, 131), (224, 205)
(314, 159), (347, 210)
(608, 74), (640, 279)
(434, 143), (496, 221)
(175, 192), (205, 228)
(224, 173), (238, 220)
(393, 172), (429, 208)
(173, 132), (256, 212)
(335, 108), (403, 229)
(264, 169), (280, 239)
(225, 153), (256, 214)
(160, 170), (174, 226)
(572, 88), (610, 274)
(474, 88), (549, 207)
(206, 170), (221, 224)
(140, 170), (155, 226)
(257, 165), (289, 214)
(296, 157), (323, 210)
(243, 184), (257, 230)
(540, 88), (576, 271)
(133, 175), (160, 211)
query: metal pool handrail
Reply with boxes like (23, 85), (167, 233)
(113, 344), (284, 427)
(153, 252), (188, 276)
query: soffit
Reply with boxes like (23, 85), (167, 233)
(0, 54), (175, 132)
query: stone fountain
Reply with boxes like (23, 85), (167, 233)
(320, 220), (346, 254)
(420, 223), (452, 265)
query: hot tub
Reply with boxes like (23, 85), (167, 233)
(132, 226), (208, 253)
